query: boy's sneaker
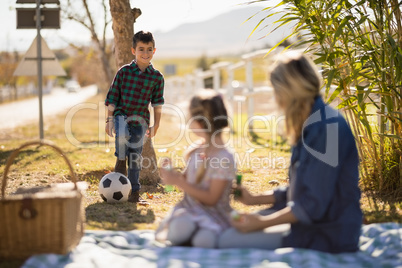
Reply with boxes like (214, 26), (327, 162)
(114, 159), (127, 176)
(128, 191), (150, 206)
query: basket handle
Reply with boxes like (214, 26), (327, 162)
(1, 140), (77, 199)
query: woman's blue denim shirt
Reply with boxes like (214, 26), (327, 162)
(273, 96), (363, 253)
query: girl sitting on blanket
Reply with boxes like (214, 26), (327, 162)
(218, 52), (363, 253)
(155, 90), (235, 248)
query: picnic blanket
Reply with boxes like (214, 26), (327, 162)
(23, 222), (402, 268)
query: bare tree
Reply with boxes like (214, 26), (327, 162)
(63, 0), (114, 89)
(109, 0), (160, 186)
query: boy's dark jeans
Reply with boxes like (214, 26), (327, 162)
(114, 115), (146, 192)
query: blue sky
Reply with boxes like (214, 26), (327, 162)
(1, 0), (267, 52)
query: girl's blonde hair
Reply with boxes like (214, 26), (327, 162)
(187, 90), (229, 183)
(270, 52), (322, 145)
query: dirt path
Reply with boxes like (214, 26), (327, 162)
(0, 85), (98, 130)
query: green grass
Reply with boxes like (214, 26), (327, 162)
(0, 93), (400, 266)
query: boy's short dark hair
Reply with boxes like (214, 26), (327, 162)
(133, 31), (155, 48)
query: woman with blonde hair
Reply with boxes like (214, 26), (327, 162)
(218, 52), (363, 253)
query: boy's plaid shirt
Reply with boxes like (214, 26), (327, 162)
(105, 61), (164, 126)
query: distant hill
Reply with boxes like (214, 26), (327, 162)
(153, 6), (291, 58)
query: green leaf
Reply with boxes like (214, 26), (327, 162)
(360, 117), (373, 136)
(264, 32), (298, 56)
(324, 68), (336, 99)
(327, 83), (343, 104)
(333, 15), (353, 42)
(376, 133), (402, 140)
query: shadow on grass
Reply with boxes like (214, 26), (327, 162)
(79, 170), (164, 189)
(0, 260), (26, 268)
(79, 169), (110, 184)
(85, 202), (156, 231)
(364, 209), (402, 223)
(0, 148), (38, 169)
(363, 194), (402, 224)
(79, 167), (166, 231)
(248, 129), (290, 152)
(0, 149), (13, 167)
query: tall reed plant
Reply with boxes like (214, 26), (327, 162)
(248, 0), (402, 199)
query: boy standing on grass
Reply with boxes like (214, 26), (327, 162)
(105, 31), (164, 204)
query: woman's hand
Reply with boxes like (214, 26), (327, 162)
(231, 213), (266, 233)
(232, 207), (298, 233)
(234, 186), (276, 206)
(234, 185), (256, 205)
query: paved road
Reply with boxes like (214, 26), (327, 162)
(0, 85), (98, 130)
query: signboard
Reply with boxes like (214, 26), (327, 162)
(16, 0), (60, 3)
(13, 35), (66, 76)
(16, 8), (60, 29)
(16, 0), (62, 140)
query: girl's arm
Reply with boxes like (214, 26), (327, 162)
(160, 168), (229, 206)
(231, 206), (298, 233)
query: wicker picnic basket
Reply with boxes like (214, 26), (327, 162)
(0, 140), (85, 260)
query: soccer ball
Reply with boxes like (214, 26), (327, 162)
(99, 172), (132, 203)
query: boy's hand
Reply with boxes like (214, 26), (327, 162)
(105, 121), (115, 137)
(146, 125), (159, 138)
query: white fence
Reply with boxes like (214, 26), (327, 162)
(164, 48), (283, 129)
(0, 83), (36, 103)
(0, 81), (55, 103)
(163, 47), (386, 133)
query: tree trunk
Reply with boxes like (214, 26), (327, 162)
(109, 0), (160, 186)
(109, 1), (141, 67)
